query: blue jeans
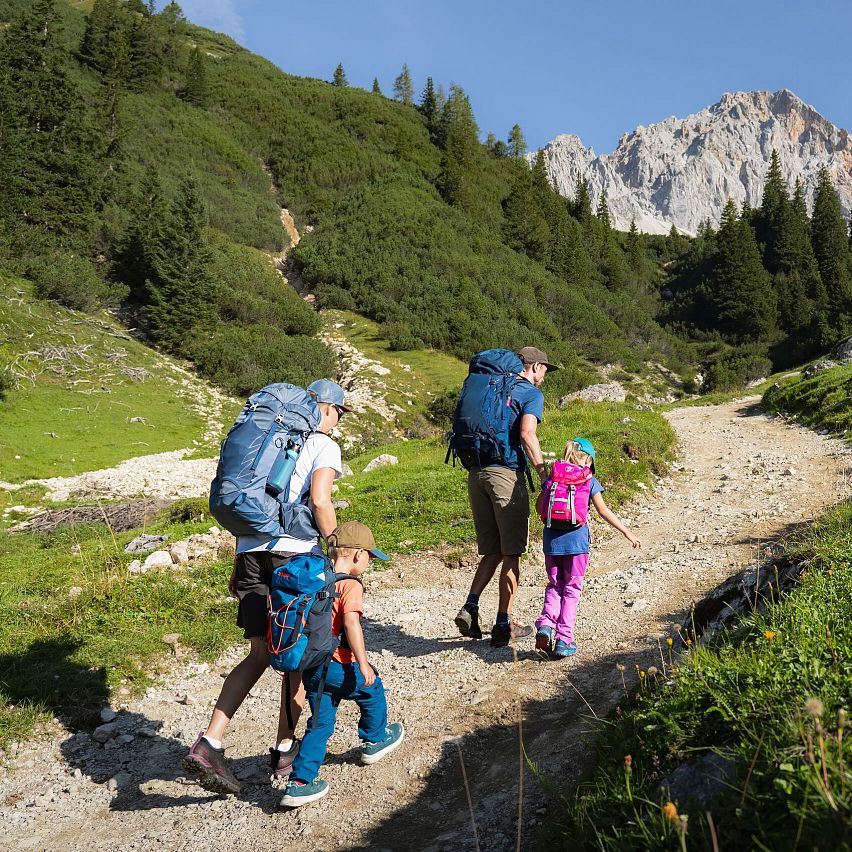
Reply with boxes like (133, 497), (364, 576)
(291, 659), (388, 783)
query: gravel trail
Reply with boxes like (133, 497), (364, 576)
(1, 398), (849, 851)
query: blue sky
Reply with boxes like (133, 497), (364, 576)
(176, 0), (852, 153)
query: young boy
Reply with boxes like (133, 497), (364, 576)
(280, 521), (405, 807)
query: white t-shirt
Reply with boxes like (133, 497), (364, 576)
(236, 432), (343, 555)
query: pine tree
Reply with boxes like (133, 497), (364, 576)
(627, 220), (645, 277)
(182, 47), (207, 105)
(596, 195), (612, 231)
(0, 0), (101, 243)
(811, 166), (852, 334)
(393, 63), (414, 105)
(502, 162), (550, 264)
(712, 200), (778, 342)
(435, 85), (480, 211)
(507, 124), (526, 158)
(570, 177), (593, 229)
(773, 178), (827, 350)
(144, 177), (215, 354)
(371, 77), (382, 95)
(332, 63), (348, 87)
(755, 149), (788, 274)
(418, 76), (437, 133)
(127, 14), (161, 91)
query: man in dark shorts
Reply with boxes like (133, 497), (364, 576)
(455, 347), (557, 647)
(183, 379), (349, 794)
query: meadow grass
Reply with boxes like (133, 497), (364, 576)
(0, 276), (238, 485)
(542, 501), (852, 851)
(0, 505), (240, 749)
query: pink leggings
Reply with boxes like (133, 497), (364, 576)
(535, 553), (589, 644)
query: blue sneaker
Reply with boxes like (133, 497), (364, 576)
(279, 778), (329, 808)
(361, 722), (405, 765)
(535, 627), (554, 656)
(553, 639), (577, 658)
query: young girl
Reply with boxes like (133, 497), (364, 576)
(535, 437), (641, 658)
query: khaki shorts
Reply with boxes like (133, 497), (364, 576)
(467, 466), (530, 556)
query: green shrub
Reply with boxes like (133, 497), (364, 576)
(193, 324), (337, 396)
(31, 253), (126, 312)
(426, 389), (458, 427)
(0, 365), (14, 400)
(703, 343), (772, 392)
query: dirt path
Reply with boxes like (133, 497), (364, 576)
(1, 399), (849, 851)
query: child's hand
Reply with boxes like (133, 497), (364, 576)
(624, 531), (642, 549)
(359, 661), (376, 687)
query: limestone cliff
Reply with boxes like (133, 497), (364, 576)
(534, 89), (852, 235)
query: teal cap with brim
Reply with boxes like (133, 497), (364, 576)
(368, 548), (390, 561)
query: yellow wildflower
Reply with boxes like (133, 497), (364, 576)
(764, 630), (776, 641)
(666, 637), (674, 647)
(662, 801), (679, 824)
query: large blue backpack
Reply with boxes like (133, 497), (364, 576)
(267, 553), (359, 674)
(445, 349), (524, 471)
(209, 383), (321, 539)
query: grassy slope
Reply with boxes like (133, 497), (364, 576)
(763, 365), (852, 436)
(545, 502), (852, 851)
(0, 275), (239, 486)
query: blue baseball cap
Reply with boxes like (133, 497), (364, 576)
(307, 378), (351, 413)
(571, 437), (596, 472)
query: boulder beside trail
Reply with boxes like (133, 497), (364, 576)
(363, 454), (399, 473)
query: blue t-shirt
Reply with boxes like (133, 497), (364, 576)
(501, 377), (545, 470)
(542, 477), (604, 555)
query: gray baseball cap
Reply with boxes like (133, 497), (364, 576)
(307, 378), (351, 412)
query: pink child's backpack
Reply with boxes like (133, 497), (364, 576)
(540, 461), (593, 530)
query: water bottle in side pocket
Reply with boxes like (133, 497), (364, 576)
(266, 443), (299, 498)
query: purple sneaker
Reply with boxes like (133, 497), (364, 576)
(270, 740), (300, 779)
(182, 733), (241, 794)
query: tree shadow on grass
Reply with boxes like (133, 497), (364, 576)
(0, 635), (110, 731)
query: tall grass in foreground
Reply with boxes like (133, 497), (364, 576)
(543, 502), (852, 851)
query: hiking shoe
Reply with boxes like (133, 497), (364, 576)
(490, 621), (533, 648)
(455, 606), (483, 639)
(182, 733), (241, 795)
(280, 778), (329, 808)
(535, 627), (554, 656)
(361, 722), (405, 765)
(553, 639), (577, 658)
(269, 740), (300, 779)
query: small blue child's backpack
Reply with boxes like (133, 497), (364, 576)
(445, 349), (524, 470)
(209, 383), (321, 540)
(267, 554), (362, 673)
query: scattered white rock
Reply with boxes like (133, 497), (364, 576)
(142, 550), (174, 571)
(362, 454), (399, 473)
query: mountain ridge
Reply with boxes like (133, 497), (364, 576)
(535, 88), (852, 235)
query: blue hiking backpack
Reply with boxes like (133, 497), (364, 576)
(267, 553), (359, 674)
(267, 554), (362, 729)
(209, 383), (321, 540)
(445, 349), (525, 472)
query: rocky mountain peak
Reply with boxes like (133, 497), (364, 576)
(534, 89), (852, 235)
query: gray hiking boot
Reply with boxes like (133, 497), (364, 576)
(454, 606), (483, 639)
(270, 740), (300, 779)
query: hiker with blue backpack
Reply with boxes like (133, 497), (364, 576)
(448, 346), (558, 647)
(534, 438), (641, 658)
(280, 521), (405, 808)
(183, 379), (350, 795)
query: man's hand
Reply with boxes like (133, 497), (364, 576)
(228, 564), (238, 597)
(359, 661), (376, 687)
